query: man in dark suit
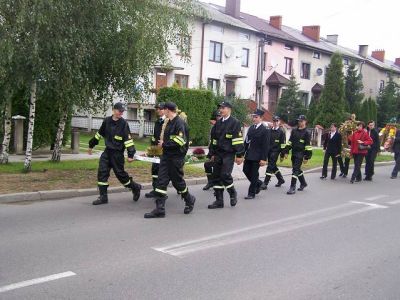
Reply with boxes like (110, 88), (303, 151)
(321, 123), (342, 180)
(243, 109), (270, 199)
(364, 121), (380, 181)
(391, 130), (400, 179)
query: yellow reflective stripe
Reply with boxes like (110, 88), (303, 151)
(280, 144), (286, 149)
(274, 170), (281, 174)
(292, 175), (298, 179)
(155, 188), (167, 194)
(305, 146), (313, 151)
(178, 187), (188, 194)
(151, 137), (156, 142)
(123, 180), (131, 186)
(152, 175), (158, 178)
(299, 139), (304, 143)
(124, 139), (135, 147)
(298, 173), (304, 177)
(232, 138), (243, 142)
(95, 132), (102, 140)
(173, 137), (185, 146)
(225, 134), (233, 139)
(225, 183), (234, 189)
(98, 182), (109, 186)
(287, 141), (292, 145)
(232, 141), (244, 145)
(213, 185), (225, 190)
(274, 139), (280, 142)
(265, 173), (273, 176)
(212, 139), (217, 145)
(114, 135), (123, 140)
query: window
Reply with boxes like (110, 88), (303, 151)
(207, 78), (220, 93)
(313, 51), (321, 59)
(177, 35), (191, 57)
(263, 52), (268, 71)
(301, 92), (309, 107)
(284, 44), (294, 51)
(343, 58), (349, 66)
(239, 32), (250, 40)
(209, 41), (222, 63)
(242, 48), (250, 67)
(284, 57), (293, 75)
(300, 63), (311, 79)
(174, 74), (189, 88)
(210, 25), (224, 33)
(379, 80), (385, 91)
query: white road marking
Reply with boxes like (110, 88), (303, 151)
(0, 271), (76, 293)
(387, 199), (400, 205)
(153, 202), (384, 257)
(351, 201), (388, 209)
(364, 195), (388, 201)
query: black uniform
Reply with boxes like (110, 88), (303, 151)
(321, 131), (342, 179)
(208, 116), (245, 208)
(263, 126), (286, 188)
(150, 116), (166, 188)
(243, 124), (270, 197)
(285, 128), (313, 193)
(89, 116), (141, 202)
(364, 128), (380, 180)
(391, 131), (400, 178)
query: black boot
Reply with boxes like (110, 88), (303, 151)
(275, 171), (285, 187)
(183, 192), (196, 214)
(287, 177), (297, 195)
(93, 185), (108, 205)
(129, 177), (142, 202)
(208, 189), (224, 209)
(255, 180), (262, 194)
(297, 174), (308, 191)
(227, 187), (238, 207)
(144, 197), (166, 218)
(260, 174), (271, 190)
(203, 177), (214, 191)
(145, 190), (157, 198)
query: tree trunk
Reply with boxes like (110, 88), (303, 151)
(0, 99), (12, 164)
(24, 80), (37, 172)
(138, 107), (145, 138)
(51, 109), (68, 162)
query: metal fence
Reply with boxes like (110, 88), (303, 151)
(71, 116), (154, 136)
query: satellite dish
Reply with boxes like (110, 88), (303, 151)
(224, 46), (234, 58)
(316, 68), (323, 76)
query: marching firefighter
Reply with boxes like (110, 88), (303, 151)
(208, 101), (245, 209)
(88, 102), (142, 205)
(203, 110), (222, 190)
(285, 115), (313, 195)
(144, 102), (196, 218)
(243, 109), (270, 199)
(261, 115), (286, 190)
(145, 102), (166, 198)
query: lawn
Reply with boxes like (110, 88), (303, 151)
(70, 132), (151, 153)
(277, 148), (394, 169)
(0, 159), (204, 195)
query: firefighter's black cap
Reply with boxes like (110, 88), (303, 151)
(272, 115), (280, 122)
(218, 101), (233, 109)
(251, 109), (265, 117)
(164, 102), (177, 111)
(113, 102), (126, 112)
(155, 102), (165, 109)
(297, 115), (307, 121)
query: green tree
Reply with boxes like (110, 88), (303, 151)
(377, 74), (399, 127)
(359, 97), (377, 123)
(275, 75), (306, 126)
(307, 95), (321, 127)
(314, 52), (346, 128)
(345, 61), (364, 115)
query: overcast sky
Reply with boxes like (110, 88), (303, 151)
(207, 0), (399, 61)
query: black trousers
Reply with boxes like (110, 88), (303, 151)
(151, 163), (159, 188)
(243, 160), (261, 195)
(291, 152), (304, 177)
(351, 154), (365, 181)
(154, 155), (187, 197)
(213, 153), (235, 191)
(322, 152), (338, 179)
(266, 151), (280, 176)
(204, 160), (217, 184)
(392, 153), (400, 177)
(365, 149), (378, 178)
(98, 149), (131, 187)
(338, 156), (351, 175)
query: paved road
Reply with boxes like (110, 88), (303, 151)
(1, 165), (399, 300)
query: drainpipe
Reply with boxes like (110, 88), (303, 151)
(256, 40), (265, 109)
(199, 22), (206, 86)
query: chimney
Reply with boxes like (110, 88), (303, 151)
(326, 34), (338, 45)
(395, 58), (400, 67)
(371, 49), (385, 62)
(358, 45), (368, 58)
(225, 0), (241, 19)
(302, 26), (320, 42)
(270, 16), (282, 30)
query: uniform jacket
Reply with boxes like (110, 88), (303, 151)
(269, 127), (286, 155)
(323, 131), (342, 155)
(209, 116), (245, 158)
(162, 115), (189, 158)
(244, 124), (270, 161)
(367, 128), (380, 152)
(89, 116), (136, 158)
(393, 131), (400, 154)
(151, 116), (165, 146)
(349, 129), (373, 155)
(285, 127), (313, 160)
